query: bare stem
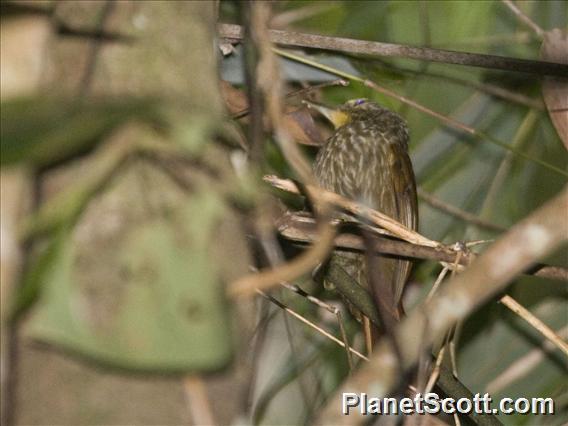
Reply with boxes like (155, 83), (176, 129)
(227, 3), (337, 300)
(218, 23), (567, 77)
(265, 174), (438, 247)
(317, 187), (568, 424)
(256, 289), (368, 361)
(183, 376), (216, 426)
(500, 294), (568, 356)
(500, 0), (544, 38)
(418, 188), (506, 232)
(269, 178), (568, 282)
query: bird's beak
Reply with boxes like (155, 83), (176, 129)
(302, 100), (351, 129)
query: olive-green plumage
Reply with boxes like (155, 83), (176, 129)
(312, 99), (418, 321)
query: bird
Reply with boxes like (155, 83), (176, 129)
(307, 98), (418, 326)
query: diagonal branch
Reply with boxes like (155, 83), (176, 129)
(226, 3), (337, 300)
(500, 295), (568, 356)
(277, 212), (568, 282)
(218, 23), (568, 77)
(256, 289), (368, 362)
(500, 0), (544, 38)
(264, 174), (437, 247)
(418, 188), (506, 233)
(316, 186), (568, 424)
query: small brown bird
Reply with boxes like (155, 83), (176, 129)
(308, 98), (418, 324)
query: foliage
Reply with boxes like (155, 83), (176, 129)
(218, 1), (567, 424)
(2, 0), (566, 424)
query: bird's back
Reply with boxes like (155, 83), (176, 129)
(314, 108), (417, 320)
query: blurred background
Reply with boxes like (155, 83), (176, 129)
(1, 1), (566, 425)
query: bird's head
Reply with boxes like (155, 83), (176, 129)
(303, 98), (385, 129)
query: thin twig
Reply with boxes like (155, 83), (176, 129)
(418, 188), (506, 232)
(454, 412), (462, 426)
(449, 324), (460, 378)
(363, 316), (373, 356)
(486, 325), (568, 393)
(183, 376), (217, 426)
(418, 0), (431, 48)
(425, 345), (446, 394)
(388, 60), (544, 110)
(447, 247), (466, 379)
(476, 110), (540, 232)
(232, 79), (348, 119)
(317, 187), (568, 425)
(284, 78), (349, 99)
(278, 281), (331, 312)
(78, 1), (115, 97)
(466, 239), (494, 248)
(273, 193), (568, 282)
(337, 309), (354, 371)
(218, 23), (567, 76)
(228, 3), (338, 300)
(265, 175), (438, 247)
(500, 294), (568, 356)
(426, 267), (449, 303)
(500, 0), (544, 38)
(281, 294), (313, 408)
(278, 281), (355, 371)
(256, 289), (368, 362)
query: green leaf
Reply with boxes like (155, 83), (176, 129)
(458, 297), (567, 425)
(253, 344), (322, 425)
(19, 137), (132, 242)
(24, 173), (235, 372)
(1, 97), (157, 168)
(10, 227), (72, 319)
(171, 112), (216, 154)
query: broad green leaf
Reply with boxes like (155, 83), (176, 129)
(171, 112), (217, 154)
(458, 297), (567, 425)
(253, 344), (322, 425)
(19, 136), (133, 242)
(1, 97), (157, 168)
(24, 161), (237, 372)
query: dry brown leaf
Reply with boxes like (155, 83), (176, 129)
(219, 80), (324, 145)
(220, 80), (248, 115)
(540, 29), (568, 148)
(284, 107), (323, 146)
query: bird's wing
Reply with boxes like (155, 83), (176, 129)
(388, 142), (418, 304)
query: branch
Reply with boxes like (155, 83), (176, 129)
(226, 3), (337, 299)
(218, 23), (568, 77)
(486, 325), (568, 393)
(500, 0), (544, 38)
(500, 295), (568, 356)
(256, 289), (368, 362)
(316, 186), (568, 424)
(265, 175), (438, 247)
(417, 188), (506, 233)
(392, 64), (544, 110)
(311, 237), (503, 426)
(277, 212), (568, 282)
